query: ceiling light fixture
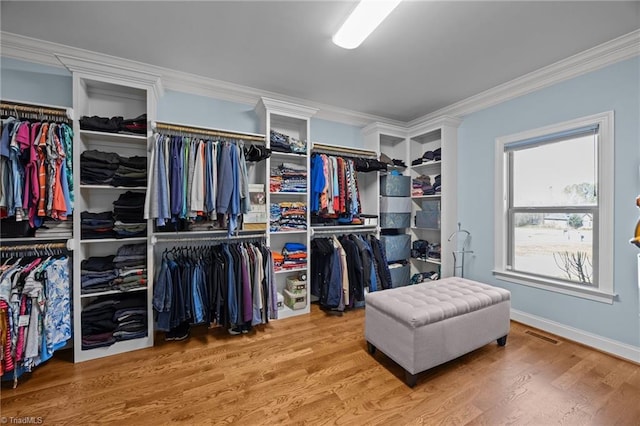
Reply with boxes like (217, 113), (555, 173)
(332, 0), (402, 49)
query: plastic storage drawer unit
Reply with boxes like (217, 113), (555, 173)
(380, 175), (411, 197)
(284, 288), (307, 310)
(380, 234), (411, 262)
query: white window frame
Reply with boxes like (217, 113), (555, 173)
(494, 111), (615, 304)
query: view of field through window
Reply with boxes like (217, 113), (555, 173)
(510, 133), (597, 285)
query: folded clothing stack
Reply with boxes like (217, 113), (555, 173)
(270, 130), (307, 154)
(270, 202), (307, 232)
(112, 296), (148, 342)
(81, 295), (148, 349)
(411, 148), (442, 166)
(270, 162), (307, 193)
(433, 174), (441, 194)
(81, 243), (147, 294)
(79, 114), (147, 135)
(272, 251), (285, 270)
(281, 242), (307, 270)
(81, 211), (115, 239)
(112, 155), (147, 187)
(113, 191), (146, 237)
(412, 175), (434, 196)
(82, 299), (117, 349)
(81, 150), (120, 185)
(80, 150), (147, 187)
(81, 255), (118, 294)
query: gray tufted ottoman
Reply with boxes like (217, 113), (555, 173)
(365, 277), (511, 387)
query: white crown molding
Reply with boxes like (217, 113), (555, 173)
(0, 31), (402, 128)
(511, 309), (640, 363)
(408, 115), (462, 138)
(409, 29), (640, 127)
(256, 97), (319, 120)
(361, 122), (408, 138)
(56, 54), (164, 99)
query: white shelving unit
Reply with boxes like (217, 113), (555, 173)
(72, 74), (157, 363)
(256, 97), (317, 318)
(407, 118), (460, 279)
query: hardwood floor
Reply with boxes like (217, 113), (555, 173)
(2, 305), (639, 425)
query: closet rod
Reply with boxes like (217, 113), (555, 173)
(151, 233), (266, 245)
(311, 143), (378, 159)
(310, 227), (377, 237)
(0, 242), (69, 252)
(152, 121), (266, 142)
(0, 101), (71, 118)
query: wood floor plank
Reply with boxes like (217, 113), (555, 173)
(2, 305), (638, 425)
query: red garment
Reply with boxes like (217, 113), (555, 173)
(0, 300), (12, 374)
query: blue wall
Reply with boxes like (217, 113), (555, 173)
(157, 90), (260, 134)
(0, 57), (72, 107)
(311, 118), (364, 148)
(458, 57), (640, 347)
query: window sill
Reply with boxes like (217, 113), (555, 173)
(492, 270), (616, 304)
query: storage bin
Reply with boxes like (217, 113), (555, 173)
(380, 196), (411, 213)
(380, 234), (411, 262)
(380, 212), (411, 229)
(286, 277), (307, 295)
(380, 175), (411, 197)
(388, 263), (410, 288)
(421, 199), (440, 212)
(415, 211), (440, 229)
(284, 288), (307, 310)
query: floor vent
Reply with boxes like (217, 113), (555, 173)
(525, 330), (560, 345)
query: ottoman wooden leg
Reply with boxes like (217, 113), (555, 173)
(405, 371), (417, 388)
(366, 341), (377, 355)
(497, 335), (508, 346)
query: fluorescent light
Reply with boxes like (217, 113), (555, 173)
(332, 0), (402, 49)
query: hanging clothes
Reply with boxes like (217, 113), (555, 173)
(0, 117), (73, 236)
(310, 153), (362, 223)
(0, 252), (71, 384)
(145, 134), (250, 236)
(153, 241), (277, 337)
(310, 234), (388, 313)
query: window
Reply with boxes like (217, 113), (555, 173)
(494, 112), (614, 303)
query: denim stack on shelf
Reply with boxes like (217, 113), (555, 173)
(113, 243), (147, 289)
(81, 255), (118, 295)
(81, 211), (115, 239)
(112, 296), (148, 341)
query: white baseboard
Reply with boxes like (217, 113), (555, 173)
(510, 309), (640, 363)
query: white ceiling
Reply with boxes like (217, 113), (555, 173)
(1, 1), (639, 122)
